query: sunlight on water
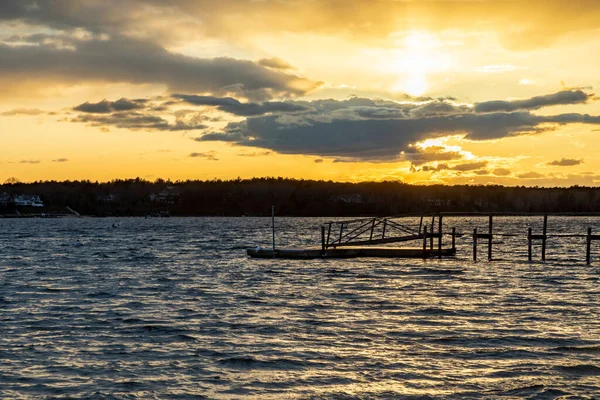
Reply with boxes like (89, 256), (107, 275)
(1, 217), (600, 398)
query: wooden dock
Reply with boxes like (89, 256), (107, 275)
(248, 211), (600, 263)
(247, 246), (456, 259)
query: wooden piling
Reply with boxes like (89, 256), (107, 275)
(488, 215), (493, 261)
(271, 205), (276, 258)
(528, 227), (532, 261)
(381, 219), (387, 239)
(423, 226), (428, 258)
(369, 219), (375, 242)
(338, 223), (344, 247)
(541, 215), (548, 261)
(473, 228), (478, 262)
(321, 225), (326, 254)
(587, 227), (592, 265)
(419, 216), (423, 234)
(451, 227), (456, 250)
(438, 215), (443, 259)
(430, 216), (435, 251)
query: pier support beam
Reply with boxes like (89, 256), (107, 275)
(430, 216), (435, 251)
(488, 215), (493, 261)
(528, 227), (532, 262)
(587, 227), (592, 265)
(321, 225), (326, 254)
(541, 215), (548, 261)
(423, 226), (428, 258)
(438, 215), (443, 259)
(473, 228), (478, 262)
(451, 227), (456, 250)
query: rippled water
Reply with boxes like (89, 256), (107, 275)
(1, 216), (600, 399)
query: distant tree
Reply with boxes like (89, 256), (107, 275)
(4, 177), (20, 184)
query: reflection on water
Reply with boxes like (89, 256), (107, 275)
(1, 217), (600, 398)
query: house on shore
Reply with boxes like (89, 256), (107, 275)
(14, 194), (44, 207)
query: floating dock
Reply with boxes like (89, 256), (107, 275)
(247, 246), (456, 259)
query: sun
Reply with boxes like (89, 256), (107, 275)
(402, 75), (428, 97)
(386, 31), (454, 97)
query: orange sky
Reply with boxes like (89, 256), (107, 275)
(1, 0), (600, 186)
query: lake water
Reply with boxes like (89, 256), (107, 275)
(1, 216), (600, 399)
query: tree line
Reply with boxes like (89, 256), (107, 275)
(1, 177), (600, 216)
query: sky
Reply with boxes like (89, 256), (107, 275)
(1, 0), (600, 186)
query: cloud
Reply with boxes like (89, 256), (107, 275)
(63, 91), (600, 161)
(404, 146), (464, 165)
(421, 161), (488, 172)
(52, 158), (69, 162)
(3, 0), (600, 54)
(258, 57), (295, 70)
(1, 108), (45, 116)
(237, 151), (272, 157)
(492, 168), (511, 176)
(74, 98), (147, 113)
(314, 158), (324, 163)
(71, 111), (207, 131)
(547, 158), (584, 166)
(474, 90), (592, 113)
(19, 159), (40, 164)
(188, 151), (218, 161)
(0, 35), (320, 100)
(198, 107), (600, 160)
(173, 94), (314, 116)
(517, 172), (544, 179)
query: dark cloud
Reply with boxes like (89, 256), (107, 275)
(474, 90), (592, 113)
(62, 91), (600, 161)
(1, 108), (45, 116)
(0, 35), (320, 100)
(52, 158), (69, 162)
(20, 159), (40, 164)
(314, 158), (324, 163)
(198, 108), (600, 160)
(71, 111), (207, 131)
(547, 158), (584, 166)
(188, 151), (218, 161)
(173, 94), (314, 116)
(74, 98), (146, 113)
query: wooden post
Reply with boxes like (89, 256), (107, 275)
(451, 227), (456, 250)
(369, 219), (375, 242)
(321, 225), (326, 254)
(423, 226), (428, 258)
(419, 216), (423, 234)
(381, 219), (387, 239)
(541, 215), (548, 261)
(528, 227), (532, 262)
(338, 223), (344, 247)
(326, 223), (332, 248)
(430, 216), (435, 250)
(587, 227), (592, 265)
(473, 228), (478, 262)
(271, 205), (276, 258)
(438, 215), (443, 259)
(488, 215), (493, 261)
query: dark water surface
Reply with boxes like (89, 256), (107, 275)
(1, 217), (600, 399)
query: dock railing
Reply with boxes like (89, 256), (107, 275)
(322, 212), (600, 264)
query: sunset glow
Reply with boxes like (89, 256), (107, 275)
(2, 1), (600, 186)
